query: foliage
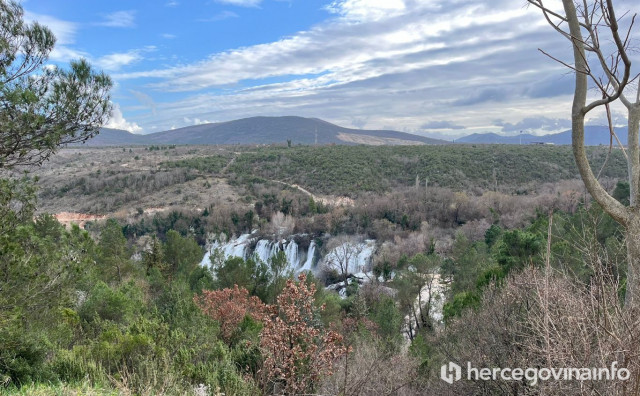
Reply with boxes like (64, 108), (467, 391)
(41, 169), (197, 213)
(259, 273), (348, 395)
(0, 0), (112, 168)
(163, 230), (203, 278)
(97, 219), (131, 283)
(194, 285), (267, 345)
(165, 144), (626, 196)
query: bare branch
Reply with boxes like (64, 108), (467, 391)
(538, 48), (582, 73)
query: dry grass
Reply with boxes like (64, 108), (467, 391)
(25, 146), (242, 217)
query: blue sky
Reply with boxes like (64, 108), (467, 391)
(21, 0), (640, 137)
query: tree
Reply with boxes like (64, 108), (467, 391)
(528, 0), (640, 306)
(266, 250), (289, 303)
(143, 235), (165, 276)
(163, 230), (202, 278)
(325, 235), (364, 292)
(97, 219), (130, 283)
(259, 273), (348, 395)
(0, 0), (112, 168)
(194, 285), (267, 345)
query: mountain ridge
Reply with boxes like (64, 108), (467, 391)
(455, 126), (629, 145)
(85, 119), (629, 147)
(86, 116), (448, 146)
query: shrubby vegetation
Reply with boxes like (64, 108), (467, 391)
(5, 149), (638, 395)
(41, 168), (198, 212)
(6, 138), (634, 394)
(165, 145), (627, 196)
(4, 0), (639, 392)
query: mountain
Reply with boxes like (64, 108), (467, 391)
(455, 132), (539, 144)
(456, 126), (629, 145)
(76, 128), (148, 145)
(83, 116), (449, 146)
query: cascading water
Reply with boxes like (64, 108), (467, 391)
(254, 239), (280, 264)
(201, 233), (311, 273)
(321, 239), (376, 276)
(200, 234), (377, 282)
(199, 233), (252, 268)
(299, 241), (316, 272)
(284, 240), (298, 269)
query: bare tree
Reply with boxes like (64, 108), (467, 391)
(325, 235), (364, 292)
(267, 211), (295, 238)
(528, 0), (640, 306)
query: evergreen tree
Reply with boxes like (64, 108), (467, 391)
(0, 1), (112, 168)
(97, 219), (130, 283)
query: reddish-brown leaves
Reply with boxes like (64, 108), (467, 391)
(259, 273), (349, 395)
(194, 285), (267, 344)
(195, 274), (348, 394)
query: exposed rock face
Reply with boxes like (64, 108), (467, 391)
(54, 212), (106, 228)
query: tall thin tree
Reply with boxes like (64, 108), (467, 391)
(528, 0), (640, 306)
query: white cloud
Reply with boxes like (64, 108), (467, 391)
(113, 0), (640, 135)
(95, 46), (155, 71)
(161, 33), (177, 39)
(114, 2), (534, 93)
(23, 11), (86, 61)
(211, 0), (262, 7)
(165, 1), (180, 7)
(198, 11), (239, 22)
(96, 51), (142, 71)
(106, 104), (143, 133)
(98, 10), (136, 28)
(326, 0), (406, 22)
(184, 117), (213, 125)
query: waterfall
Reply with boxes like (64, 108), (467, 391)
(284, 240), (299, 270)
(254, 240), (279, 264)
(322, 239), (376, 276)
(299, 241), (316, 272)
(200, 234), (374, 279)
(201, 233), (308, 273)
(200, 233), (253, 268)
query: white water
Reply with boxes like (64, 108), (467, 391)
(200, 234), (377, 280)
(254, 239), (280, 264)
(299, 241), (316, 272)
(402, 273), (447, 343)
(321, 239), (376, 276)
(200, 233), (312, 273)
(199, 233), (252, 268)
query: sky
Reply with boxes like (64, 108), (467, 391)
(20, 0), (640, 138)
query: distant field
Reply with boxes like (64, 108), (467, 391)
(30, 144), (626, 215)
(165, 144), (627, 196)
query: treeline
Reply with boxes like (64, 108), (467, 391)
(116, 178), (593, 260)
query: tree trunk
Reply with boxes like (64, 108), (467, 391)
(625, 107), (640, 307)
(626, 215), (640, 307)
(561, 0), (637, 308)
(627, 103), (640, 202)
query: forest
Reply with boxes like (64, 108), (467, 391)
(2, 0), (640, 394)
(2, 141), (638, 395)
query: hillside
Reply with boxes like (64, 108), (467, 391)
(73, 128), (149, 145)
(456, 125), (629, 145)
(84, 116), (448, 146)
(165, 144), (627, 196)
(34, 144), (627, 214)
